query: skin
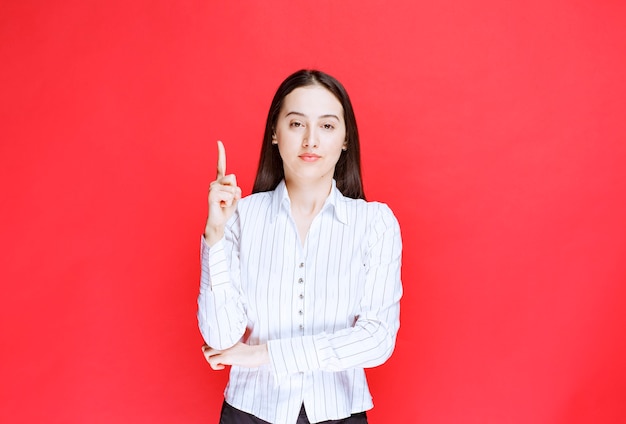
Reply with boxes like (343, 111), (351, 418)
(202, 85), (347, 370)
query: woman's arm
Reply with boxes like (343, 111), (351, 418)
(197, 141), (247, 350)
(267, 204), (402, 378)
(197, 225), (248, 350)
(201, 342), (269, 370)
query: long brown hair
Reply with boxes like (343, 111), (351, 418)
(252, 69), (365, 200)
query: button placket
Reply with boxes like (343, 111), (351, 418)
(296, 260), (305, 333)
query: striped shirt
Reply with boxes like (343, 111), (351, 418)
(198, 179), (402, 424)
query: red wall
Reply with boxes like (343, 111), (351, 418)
(1, 1), (625, 423)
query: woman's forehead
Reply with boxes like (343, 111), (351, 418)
(281, 85), (344, 117)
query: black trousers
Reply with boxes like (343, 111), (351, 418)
(219, 400), (368, 424)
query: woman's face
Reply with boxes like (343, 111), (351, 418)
(273, 85), (347, 185)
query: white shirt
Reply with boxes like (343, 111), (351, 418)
(198, 180), (402, 424)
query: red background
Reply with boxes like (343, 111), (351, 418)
(1, 1), (625, 423)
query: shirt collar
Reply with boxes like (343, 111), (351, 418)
(270, 179), (348, 225)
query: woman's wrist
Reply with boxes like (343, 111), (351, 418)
(204, 225), (224, 246)
(256, 343), (270, 366)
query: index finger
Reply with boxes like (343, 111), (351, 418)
(216, 140), (226, 179)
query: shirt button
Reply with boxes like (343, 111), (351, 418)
(298, 310), (303, 315)
(298, 278), (304, 284)
(299, 324), (304, 330)
(299, 262), (304, 268)
(299, 293), (304, 299)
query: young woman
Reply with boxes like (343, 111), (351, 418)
(198, 70), (402, 424)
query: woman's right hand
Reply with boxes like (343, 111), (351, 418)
(204, 140), (242, 246)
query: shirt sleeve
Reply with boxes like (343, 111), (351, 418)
(197, 214), (247, 350)
(267, 203), (403, 379)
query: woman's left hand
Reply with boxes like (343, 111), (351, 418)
(201, 342), (269, 370)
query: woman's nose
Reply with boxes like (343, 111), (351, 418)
(303, 128), (318, 148)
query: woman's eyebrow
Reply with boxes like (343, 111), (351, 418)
(285, 111), (306, 118)
(285, 111), (340, 120)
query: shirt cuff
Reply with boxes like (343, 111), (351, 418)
(267, 334), (337, 382)
(200, 235), (230, 289)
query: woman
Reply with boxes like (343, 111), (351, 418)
(198, 70), (402, 424)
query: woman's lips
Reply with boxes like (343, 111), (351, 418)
(299, 153), (321, 162)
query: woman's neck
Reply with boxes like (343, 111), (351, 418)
(284, 177), (333, 217)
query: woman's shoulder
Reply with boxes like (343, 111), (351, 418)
(339, 195), (399, 227)
(338, 197), (401, 249)
(237, 190), (273, 211)
(339, 191), (395, 212)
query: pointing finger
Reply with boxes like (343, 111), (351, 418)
(216, 140), (226, 179)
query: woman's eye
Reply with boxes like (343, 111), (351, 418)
(290, 122), (303, 128)
(322, 123), (335, 130)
